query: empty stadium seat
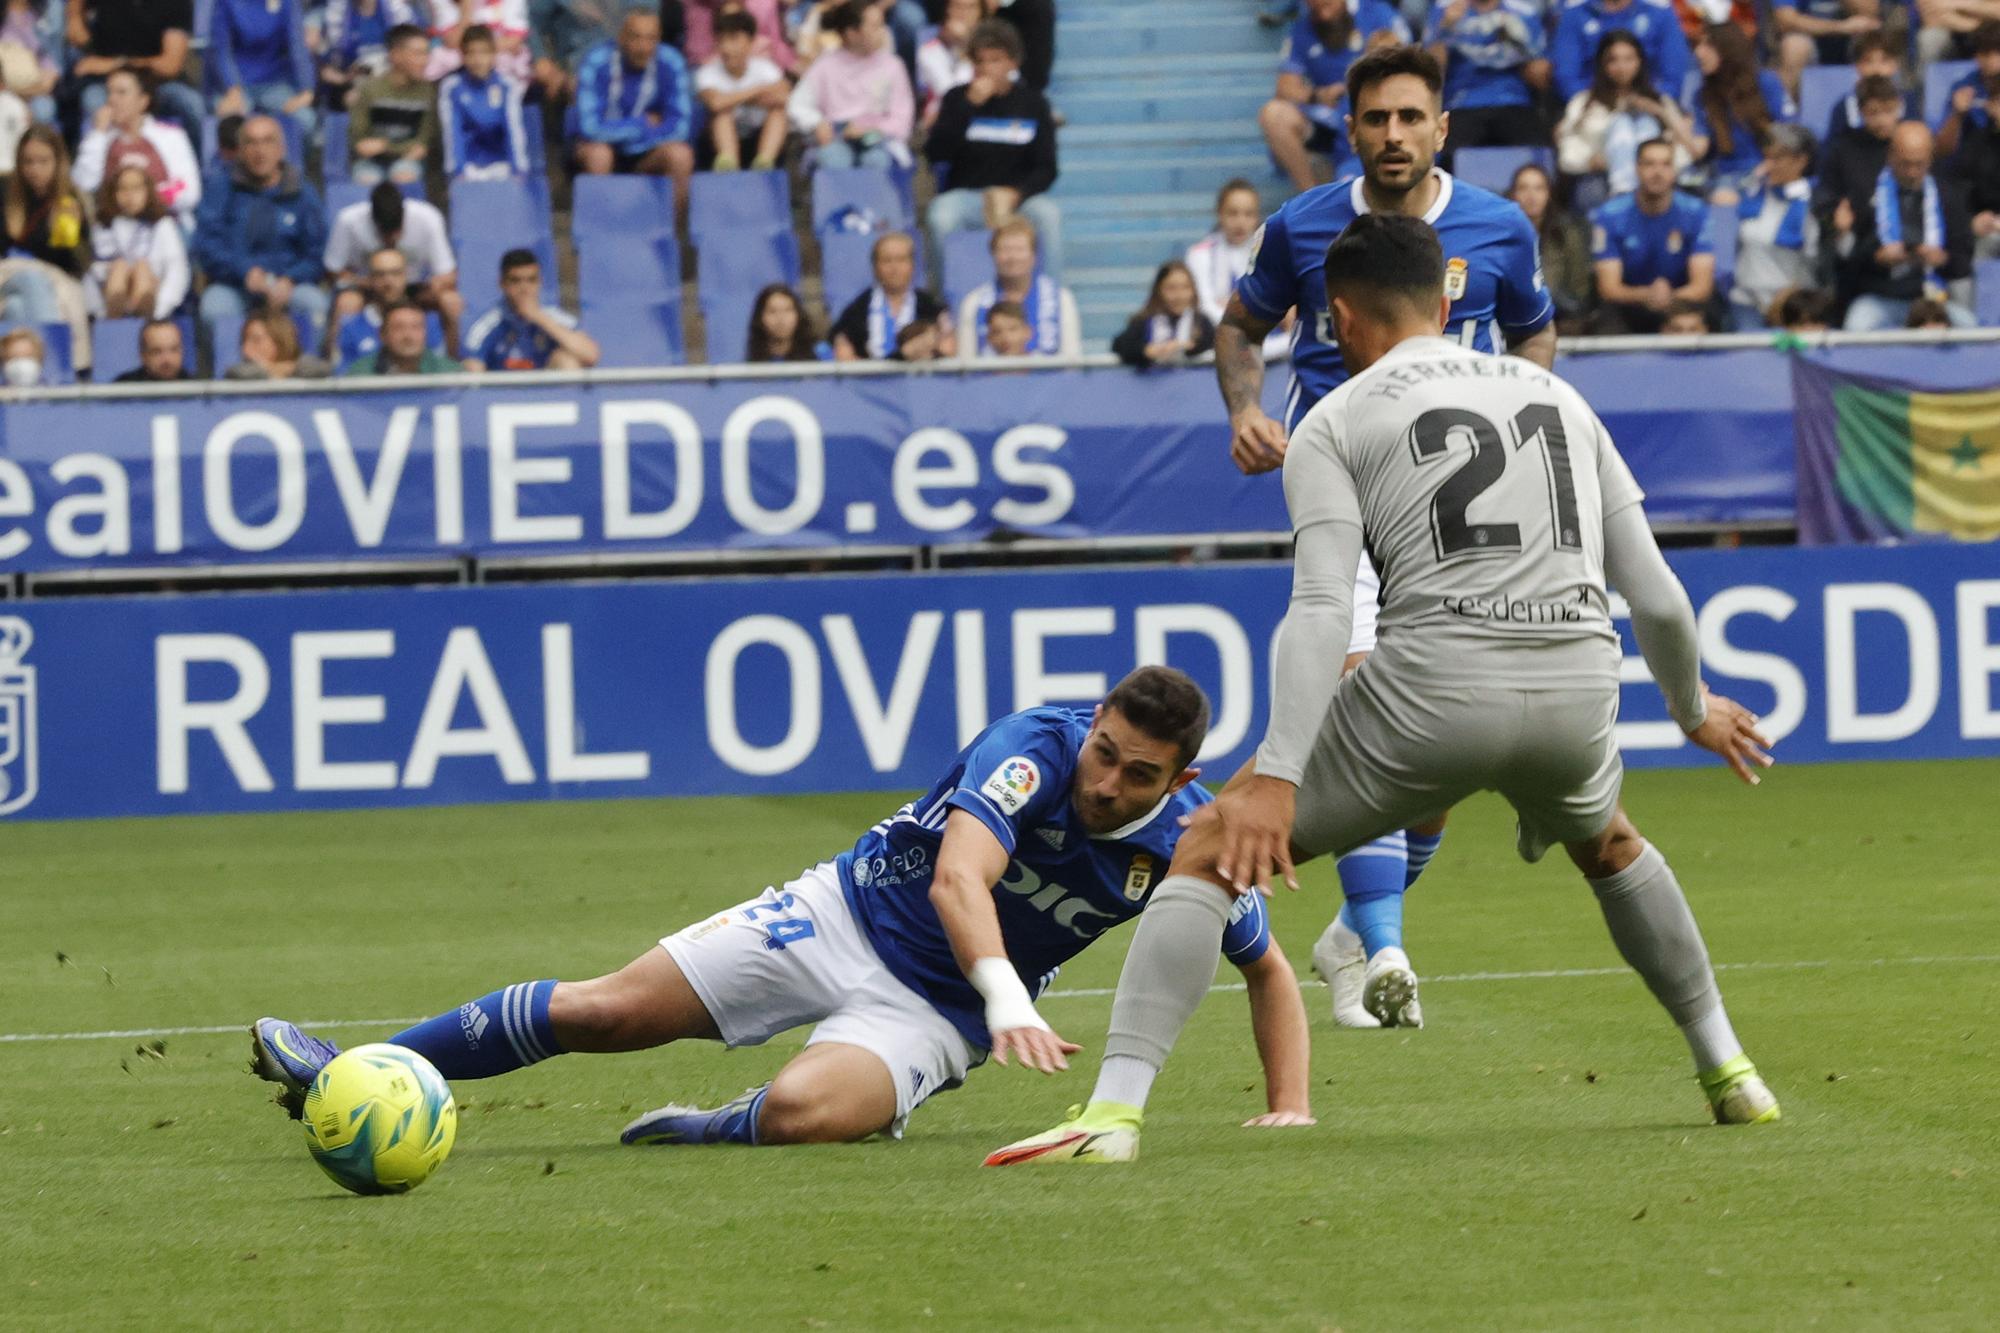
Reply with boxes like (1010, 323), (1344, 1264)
(449, 175), (558, 314)
(1977, 259), (2000, 328)
(583, 300), (684, 367)
(810, 166), (914, 234)
(697, 233), (799, 361)
(1708, 202), (1738, 296)
(1451, 146), (1552, 197)
(689, 169), (793, 245)
(940, 230), (993, 310)
(1799, 65), (1856, 137)
(1923, 60), (1975, 127)
(573, 175), (677, 241)
(92, 317), (195, 382)
(574, 177), (684, 367)
(37, 323), (73, 385)
(323, 111), (349, 182)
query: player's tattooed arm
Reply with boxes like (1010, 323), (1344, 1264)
(1507, 322), (1557, 370)
(1216, 294), (1288, 475)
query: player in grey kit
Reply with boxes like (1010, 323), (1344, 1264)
(990, 213), (1780, 1165)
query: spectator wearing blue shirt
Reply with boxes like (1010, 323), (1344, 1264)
(1589, 137), (1717, 331)
(572, 8), (695, 218)
(1259, 0), (1411, 192)
(1426, 0), (1550, 158)
(1936, 22), (2000, 160)
(207, 0), (317, 136)
(1684, 24), (1795, 202)
(320, 0), (423, 103)
(462, 248), (601, 371)
(193, 115), (331, 342)
(442, 25), (532, 179)
(330, 247), (449, 371)
(1773, 0), (1884, 95)
(1551, 0), (1691, 105)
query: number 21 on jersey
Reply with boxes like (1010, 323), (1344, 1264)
(1408, 402), (1580, 561)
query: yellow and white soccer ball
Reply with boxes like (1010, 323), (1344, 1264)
(302, 1044), (457, 1195)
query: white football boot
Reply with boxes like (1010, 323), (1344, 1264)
(1312, 918), (1381, 1028)
(1361, 947), (1423, 1029)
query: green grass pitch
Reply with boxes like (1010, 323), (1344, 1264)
(5, 760), (1998, 1329)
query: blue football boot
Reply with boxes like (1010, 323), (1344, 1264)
(620, 1085), (770, 1146)
(249, 1017), (342, 1118)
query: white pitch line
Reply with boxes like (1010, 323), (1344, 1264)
(7, 953), (1998, 1046)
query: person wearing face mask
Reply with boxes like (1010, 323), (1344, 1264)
(1111, 260), (1215, 369)
(0, 324), (43, 388)
(3, 124), (94, 374)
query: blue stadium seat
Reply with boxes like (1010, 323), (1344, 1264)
(1923, 60), (1975, 127)
(1977, 259), (2000, 327)
(583, 300), (684, 367)
(810, 166), (914, 234)
(689, 169), (792, 245)
(579, 230), (680, 304)
(1799, 65), (1856, 139)
(205, 314), (243, 374)
(940, 229), (993, 310)
(37, 323), (73, 385)
(573, 175), (677, 242)
(697, 233), (799, 361)
(92, 316), (195, 382)
(323, 111), (349, 182)
(1451, 146), (1552, 197)
(521, 104), (546, 173)
(449, 176), (558, 313)
(1708, 202), (1738, 297)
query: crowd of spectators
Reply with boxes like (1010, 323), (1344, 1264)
(1251, 0), (2000, 334)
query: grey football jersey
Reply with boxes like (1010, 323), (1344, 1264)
(1283, 335), (1644, 688)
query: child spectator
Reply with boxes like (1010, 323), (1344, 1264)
(1557, 31), (1696, 201)
(1825, 33), (1916, 143)
(830, 231), (952, 359)
(326, 183), (463, 352)
(573, 7), (696, 214)
(321, 0), (423, 102)
(1814, 75), (1901, 242)
(330, 246), (448, 370)
(989, 0), (1053, 92)
(695, 10), (790, 171)
(349, 23), (440, 186)
(890, 316), (940, 361)
(0, 324), (43, 387)
(343, 300), (464, 373)
(1660, 298), (1710, 333)
(1774, 0), (1884, 94)
(1730, 123), (1819, 328)
(207, 0), (318, 135)
(1507, 162), (1595, 326)
(955, 216), (1078, 356)
(114, 318), (190, 382)
(1904, 296), (1954, 328)
(924, 19), (1060, 277)
(4, 125), (94, 374)
(463, 247), (601, 370)
(194, 115), (331, 339)
(1260, 0), (1409, 193)
(426, 0), (533, 82)
(980, 298), (1031, 356)
(69, 0), (207, 131)
(788, 1), (914, 169)
(684, 0), (796, 76)
(442, 25), (533, 179)
(89, 164), (189, 320)
(916, 0), (980, 127)
(1936, 23), (2000, 160)
(1770, 284), (1834, 330)
(1427, 0), (1551, 158)
(225, 309), (333, 379)
(1551, 0), (1692, 104)
(1111, 260), (1215, 368)
(1589, 136), (1716, 332)
(1185, 178), (1262, 329)
(1, 0), (62, 122)
(746, 282), (822, 361)
(74, 69), (204, 224)
(1684, 23), (1794, 203)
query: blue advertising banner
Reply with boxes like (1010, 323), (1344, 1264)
(0, 343), (1987, 573)
(1, 542), (1995, 822)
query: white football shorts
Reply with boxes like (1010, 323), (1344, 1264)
(662, 863), (980, 1135)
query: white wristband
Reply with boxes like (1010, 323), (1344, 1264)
(969, 957), (1048, 1036)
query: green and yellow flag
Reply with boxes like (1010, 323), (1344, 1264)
(1794, 361), (2000, 545)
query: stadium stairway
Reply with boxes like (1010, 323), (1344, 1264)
(1050, 0), (1286, 347)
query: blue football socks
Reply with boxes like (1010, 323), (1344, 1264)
(388, 980), (564, 1080)
(1405, 827), (1445, 890)
(1336, 833), (1408, 957)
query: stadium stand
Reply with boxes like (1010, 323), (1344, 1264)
(1452, 145), (1557, 198)
(448, 177), (559, 316)
(574, 176), (684, 367)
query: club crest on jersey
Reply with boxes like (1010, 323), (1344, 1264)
(1444, 256), (1468, 301)
(0, 617), (39, 817)
(1667, 230), (1684, 255)
(1123, 854), (1155, 902)
(981, 756), (1040, 815)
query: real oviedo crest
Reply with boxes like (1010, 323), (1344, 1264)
(0, 617), (38, 817)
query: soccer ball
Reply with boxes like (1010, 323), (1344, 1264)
(302, 1044), (457, 1195)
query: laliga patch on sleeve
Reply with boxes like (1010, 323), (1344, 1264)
(980, 757), (1041, 815)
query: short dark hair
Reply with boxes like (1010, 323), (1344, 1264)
(382, 299), (427, 323)
(967, 18), (1023, 64)
(500, 247), (539, 276)
(822, 1), (867, 36)
(1102, 666), (1210, 769)
(1904, 297), (1951, 327)
(1770, 285), (1833, 329)
(1322, 213), (1443, 320)
(1345, 44), (1443, 106)
(1636, 135), (1675, 161)
(369, 182), (405, 238)
(1663, 298), (1710, 329)
(462, 22), (497, 49)
(894, 318), (937, 352)
(714, 10), (757, 40)
(139, 317), (180, 347)
(1972, 20), (2000, 55)
(1851, 30), (1898, 62)
(387, 22), (428, 48)
(216, 114), (245, 153)
(1855, 74), (1902, 108)
(1216, 176), (1258, 210)
(986, 299), (1028, 326)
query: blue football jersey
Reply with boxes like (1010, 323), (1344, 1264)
(1590, 190), (1715, 287)
(839, 707), (1270, 1048)
(1236, 170), (1554, 432)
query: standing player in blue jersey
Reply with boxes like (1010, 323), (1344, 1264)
(250, 668), (1316, 1147)
(1217, 44), (1556, 1032)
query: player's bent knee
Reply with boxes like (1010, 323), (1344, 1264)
(1565, 809), (1644, 879)
(757, 1076), (891, 1145)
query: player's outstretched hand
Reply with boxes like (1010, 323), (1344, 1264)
(1686, 688), (1774, 786)
(1208, 774), (1300, 896)
(991, 1024), (1081, 1075)
(1242, 1110), (1316, 1128)
(1230, 407), (1289, 475)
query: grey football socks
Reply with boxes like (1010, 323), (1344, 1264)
(1587, 841), (1744, 1071)
(1091, 874), (1232, 1110)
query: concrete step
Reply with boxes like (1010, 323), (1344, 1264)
(1050, 49), (1276, 91)
(1056, 152), (1275, 196)
(1052, 15), (1281, 57)
(1061, 118), (1267, 149)
(1053, 84), (1270, 126)
(1065, 228), (1203, 269)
